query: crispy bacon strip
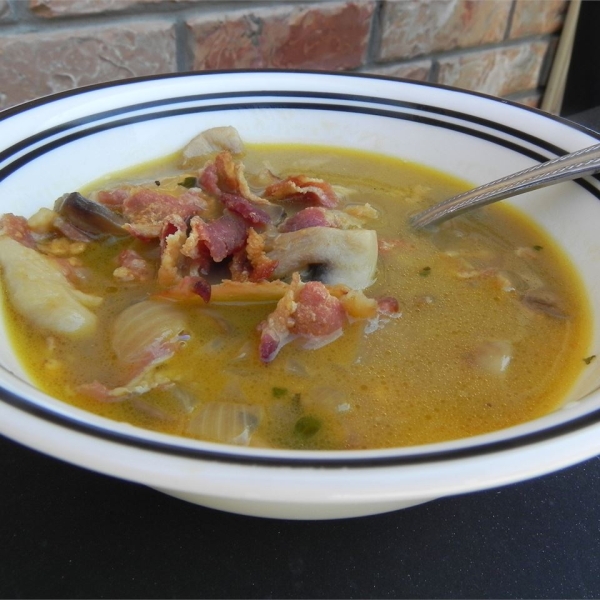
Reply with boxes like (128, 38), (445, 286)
(183, 213), (247, 264)
(120, 188), (206, 239)
(157, 216), (188, 287)
(0, 214), (37, 247)
(199, 151), (270, 205)
(257, 274), (348, 363)
(221, 192), (271, 227)
(264, 175), (339, 208)
(230, 228), (279, 282)
(113, 249), (154, 282)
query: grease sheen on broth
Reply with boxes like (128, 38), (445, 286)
(1, 143), (592, 450)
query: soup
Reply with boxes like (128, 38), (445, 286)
(0, 127), (593, 450)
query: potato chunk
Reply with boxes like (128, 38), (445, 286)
(0, 236), (99, 337)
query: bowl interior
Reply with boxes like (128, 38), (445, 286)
(1, 72), (600, 460)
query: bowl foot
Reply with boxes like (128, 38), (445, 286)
(152, 487), (437, 520)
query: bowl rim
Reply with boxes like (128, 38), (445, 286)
(1, 69), (600, 471)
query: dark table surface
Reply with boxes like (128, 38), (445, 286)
(2, 108), (600, 600)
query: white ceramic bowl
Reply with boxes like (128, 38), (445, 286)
(1, 71), (600, 520)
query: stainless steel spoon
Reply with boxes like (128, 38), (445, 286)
(410, 142), (600, 229)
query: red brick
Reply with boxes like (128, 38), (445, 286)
(29, 0), (190, 17)
(379, 0), (512, 61)
(510, 0), (568, 37)
(364, 59), (432, 82)
(187, 1), (375, 71)
(0, 22), (177, 110)
(435, 41), (552, 97)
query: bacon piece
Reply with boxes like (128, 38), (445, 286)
(246, 228), (278, 281)
(113, 249), (154, 282)
(157, 216), (188, 287)
(198, 161), (220, 196)
(257, 274), (347, 363)
(122, 188), (206, 239)
(257, 282), (297, 363)
(229, 249), (252, 282)
(220, 192), (271, 227)
(377, 296), (401, 315)
(184, 213), (247, 264)
(279, 207), (333, 232)
(229, 228), (278, 282)
(158, 275), (212, 303)
(292, 282), (346, 337)
(279, 207), (369, 233)
(264, 175), (339, 208)
(199, 151), (269, 205)
(0, 214), (37, 247)
(96, 187), (131, 210)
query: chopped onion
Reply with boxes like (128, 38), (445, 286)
(285, 357), (311, 377)
(112, 300), (188, 364)
(301, 386), (349, 413)
(467, 340), (513, 375)
(169, 384), (200, 414)
(187, 402), (262, 445)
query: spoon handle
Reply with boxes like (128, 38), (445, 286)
(410, 142), (600, 229)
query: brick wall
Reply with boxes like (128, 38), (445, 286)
(0, 0), (568, 111)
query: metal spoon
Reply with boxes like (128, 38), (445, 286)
(410, 142), (600, 229)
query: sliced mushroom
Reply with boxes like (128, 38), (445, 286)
(267, 227), (378, 290)
(182, 126), (244, 162)
(54, 192), (127, 238)
(521, 289), (567, 319)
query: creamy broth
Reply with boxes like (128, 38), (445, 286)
(0, 140), (593, 450)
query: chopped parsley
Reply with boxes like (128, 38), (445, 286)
(272, 386), (288, 398)
(583, 355), (597, 365)
(419, 266), (431, 277)
(178, 176), (197, 189)
(533, 245), (544, 251)
(294, 415), (321, 438)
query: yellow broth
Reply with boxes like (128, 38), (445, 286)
(1, 144), (593, 449)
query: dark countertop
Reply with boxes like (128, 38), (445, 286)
(2, 108), (600, 600)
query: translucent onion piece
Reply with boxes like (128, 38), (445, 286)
(0, 236), (99, 337)
(187, 402), (262, 445)
(285, 357), (311, 377)
(301, 386), (350, 414)
(169, 384), (201, 414)
(468, 340), (513, 375)
(112, 300), (188, 364)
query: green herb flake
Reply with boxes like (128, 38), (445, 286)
(178, 176), (197, 189)
(533, 245), (544, 251)
(583, 355), (597, 365)
(294, 416), (321, 438)
(272, 386), (288, 398)
(419, 266), (432, 277)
